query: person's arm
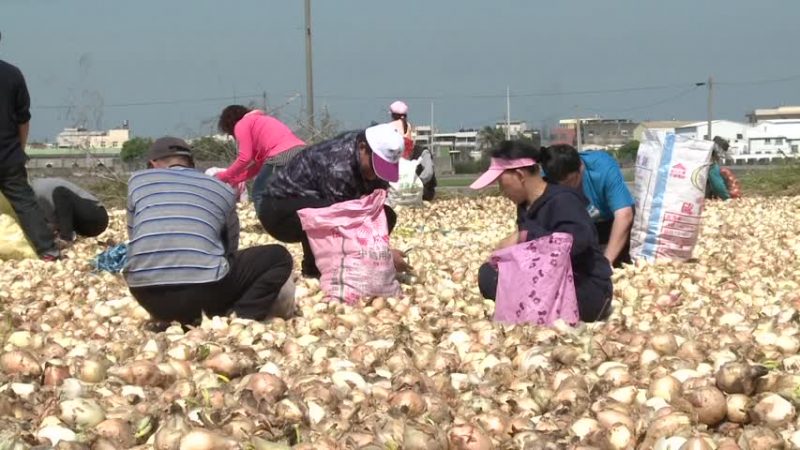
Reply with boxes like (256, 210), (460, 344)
(216, 118), (256, 185)
(126, 180), (135, 240)
(708, 164), (731, 200)
(18, 122), (29, 151)
(600, 160), (635, 263)
(605, 206), (633, 263)
(15, 69), (32, 151)
(223, 206), (240, 257)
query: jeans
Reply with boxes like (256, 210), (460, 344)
(251, 164), (279, 213)
(129, 245), (293, 325)
(52, 187), (109, 240)
(259, 196), (397, 277)
(0, 164), (56, 255)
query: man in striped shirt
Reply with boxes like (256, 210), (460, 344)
(125, 137), (295, 329)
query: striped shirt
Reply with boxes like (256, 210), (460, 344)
(124, 167), (239, 288)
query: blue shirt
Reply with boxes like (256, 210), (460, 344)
(579, 151), (634, 222)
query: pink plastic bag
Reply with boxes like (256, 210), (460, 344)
(298, 190), (401, 304)
(491, 232), (579, 326)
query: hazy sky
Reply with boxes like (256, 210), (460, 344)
(2, 0), (800, 141)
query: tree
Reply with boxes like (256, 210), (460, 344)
(478, 126), (506, 158)
(614, 140), (640, 166)
(120, 137), (153, 162)
(191, 136), (237, 162)
(294, 105), (342, 145)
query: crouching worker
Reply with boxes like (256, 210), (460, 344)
(471, 141), (613, 322)
(124, 137), (295, 329)
(31, 177), (109, 243)
(259, 123), (411, 278)
(539, 145), (634, 267)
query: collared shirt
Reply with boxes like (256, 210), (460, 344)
(124, 167), (239, 288)
(263, 130), (388, 202)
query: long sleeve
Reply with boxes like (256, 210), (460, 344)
(126, 186), (134, 240)
(216, 119), (259, 186)
(708, 164), (731, 200)
(223, 207), (240, 257)
(418, 150), (434, 182)
(519, 196), (596, 257)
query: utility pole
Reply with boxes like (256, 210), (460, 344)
(304, 0), (315, 130)
(430, 102), (435, 156)
(575, 107), (582, 151)
(262, 91), (267, 112)
(505, 85), (511, 140)
(696, 77), (713, 140)
(706, 76), (713, 140)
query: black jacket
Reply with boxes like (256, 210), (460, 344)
(0, 60), (31, 167)
(517, 184), (612, 294)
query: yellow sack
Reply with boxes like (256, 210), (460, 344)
(0, 192), (37, 260)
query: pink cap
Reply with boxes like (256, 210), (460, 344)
(389, 100), (408, 115)
(469, 158), (537, 189)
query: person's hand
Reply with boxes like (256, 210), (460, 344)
(494, 233), (519, 251)
(391, 248), (413, 273)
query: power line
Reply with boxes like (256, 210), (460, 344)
(716, 73), (800, 86)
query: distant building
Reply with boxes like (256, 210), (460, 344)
(747, 106), (800, 123)
(743, 120), (800, 157)
(633, 121), (693, 141)
(56, 123), (130, 149)
(580, 119), (638, 149)
(495, 120), (528, 137)
(549, 127), (577, 146)
(674, 120), (749, 151)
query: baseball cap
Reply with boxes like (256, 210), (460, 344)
(470, 157), (537, 189)
(365, 123), (404, 183)
(146, 137), (194, 165)
(389, 100), (408, 116)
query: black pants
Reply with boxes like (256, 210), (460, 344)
(478, 263), (612, 323)
(52, 187), (109, 240)
(259, 196), (397, 277)
(422, 175), (437, 202)
(0, 164), (56, 255)
(129, 245), (293, 325)
(595, 219), (632, 268)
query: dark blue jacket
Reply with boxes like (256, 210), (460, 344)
(517, 184), (613, 303)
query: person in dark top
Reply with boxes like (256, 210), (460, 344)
(0, 34), (59, 260)
(31, 177), (109, 243)
(260, 123), (411, 278)
(470, 140), (613, 322)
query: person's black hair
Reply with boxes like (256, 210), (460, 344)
(356, 130), (371, 153)
(713, 136), (730, 152)
(491, 140), (542, 174)
(218, 105), (251, 135)
(538, 143), (581, 182)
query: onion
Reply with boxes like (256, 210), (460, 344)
(388, 390), (426, 418)
(59, 398), (105, 428)
(751, 393), (796, 427)
(154, 415), (190, 450)
(716, 362), (768, 395)
(94, 418), (134, 447)
(43, 360), (71, 387)
(447, 424), (493, 450)
(108, 360), (166, 387)
(726, 394), (752, 423)
(243, 373), (287, 403)
(649, 376), (682, 402)
(684, 387), (726, 426)
(178, 429), (237, 450)
(0, 350), (41, 378)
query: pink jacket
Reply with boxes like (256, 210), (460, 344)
(215, 111), (305, 185)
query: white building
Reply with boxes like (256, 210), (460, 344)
(496, 120), (528, 137)
(743, 120), (800, 156)
(747, 106), (800, 123)
(674, 120), (749, 156)
(56, 125), (130, 149)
